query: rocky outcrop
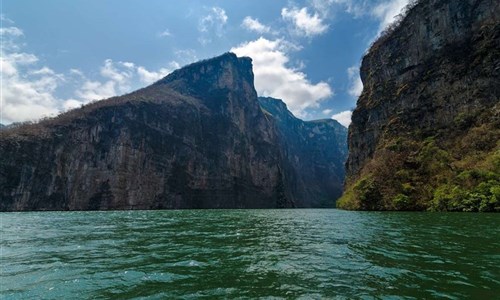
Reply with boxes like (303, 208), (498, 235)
(339, 0), (500, 211)
(259, 97), (347, 207)
(0, 53), (346, 211)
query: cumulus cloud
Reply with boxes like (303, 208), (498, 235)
(137, 61), (180, 84)
(241, 16), (271, 34)
(74, 59), (176, 104)
(137, 66), (171, 84)
(64, 60), (176, 112)
(281, 7), (329, 37)
(70, 59), (136, 106)
(1, 27), (61, 123)
(331, 110), (352, 127)
(0, 22), (180, 124)
(100, 59), (134, 90)
(74, 80), (117, 103)
(231, 37), (332, 117)
(347, 65), (363, 97)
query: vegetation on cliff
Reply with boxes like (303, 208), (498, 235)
(338, 116), (500, 211)
(339, 0), (499, 211)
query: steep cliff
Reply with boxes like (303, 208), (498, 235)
(339, 0), (500, 211)
(259, 97), (347, 207)
(0, 53), (345, 211)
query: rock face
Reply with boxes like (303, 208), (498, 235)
(0, 53), (346, 211)
(339, 0), (500, 211)
(259, 97), (347, 207)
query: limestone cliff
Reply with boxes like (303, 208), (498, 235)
(339, 0), (500, 211)
(259, 97), (347, 207)
(0, 53), (346, 211)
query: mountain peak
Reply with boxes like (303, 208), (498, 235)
(258, 97), (297, 123)
(155, 52), (254, 97)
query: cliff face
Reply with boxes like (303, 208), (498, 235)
(0, 53), (345, 211)
(259, 97), (347, 207)
(340, 0), (500, 211)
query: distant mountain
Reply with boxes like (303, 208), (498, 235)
(339, 0), (500, 211)
(0, 53), (347, 211)
(259, 97), (347, 207)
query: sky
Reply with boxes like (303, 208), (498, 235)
(0, 0), (410, 127)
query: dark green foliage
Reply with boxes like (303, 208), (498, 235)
(354, 177), (383, 210)
(431, 167), (500, 212)
(393, 194), (411, 210)
(339, 135), (499, 211)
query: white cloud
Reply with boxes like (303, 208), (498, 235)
(62, 99), (84, 111)
(69, 68), (84, 77)
(75, 80), (117, 102)
(331, 110), (352, 127)
(0, 23), (180, 124)
(0, 26), (23, 37)
(1, 28), (61, 123)
(30, 67), (56, 76)
(158, 29), (171, 37)
(373, 0), (410, 31)
(231, 37), (332, 118)
(309, 0), (369, 18)
(281, 7), (329, 37)
(1, 14), (14, 24)
(308, 0), (411, 33)
(137, 66), (171, 84)
(322, 108), (333, 115)
(174, 49), (198, 65)
(99, 59), (135, 93)
(347, 65), (363, 97)
(198, 7), (228, 44)
(76, 59), (175, 102)
(241, 16), (271, 34)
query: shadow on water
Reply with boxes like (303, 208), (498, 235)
(1, 210), (499, 299)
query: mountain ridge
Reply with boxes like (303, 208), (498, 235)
(0, 53), (347, 211)
(259, 96), (347, 207)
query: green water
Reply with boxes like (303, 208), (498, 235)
(1, 210), (499, 299)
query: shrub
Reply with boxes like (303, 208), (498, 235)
(353, 177), (383, 210)
(393, 193), (411, 210)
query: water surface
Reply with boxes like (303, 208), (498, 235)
(1, 209), (499, 299)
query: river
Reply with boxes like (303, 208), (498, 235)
(1, 209), (499, 299)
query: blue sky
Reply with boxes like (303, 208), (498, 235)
(1, 0), (410, 126)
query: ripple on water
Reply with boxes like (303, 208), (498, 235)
(1, 209), (499, 299)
